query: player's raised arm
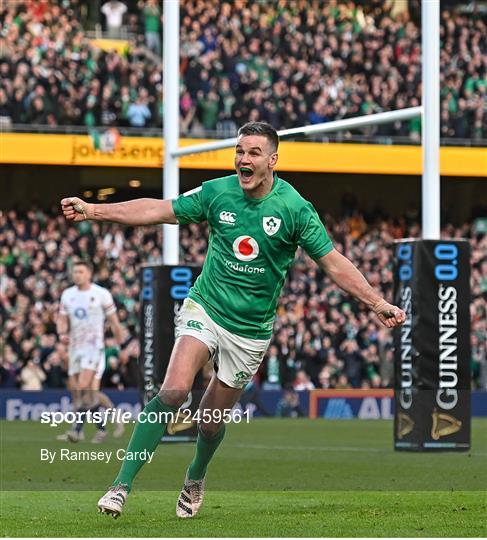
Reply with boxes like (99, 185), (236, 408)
(60, 197), (178, 225)
(317, 248), (406, 328)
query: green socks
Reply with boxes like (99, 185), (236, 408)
(112, 396), (226, 489)
(113, 395), (177, 491)
(188, 424), (226, 481)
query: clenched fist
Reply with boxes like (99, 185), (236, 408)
(60, 197), (94, 222)
(372, 300), (406, 328)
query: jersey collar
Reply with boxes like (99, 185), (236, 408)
(242, 173), (279, 202)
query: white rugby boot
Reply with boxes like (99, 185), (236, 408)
(176, 472), (205, 518)
(97, 483), (128, 518)
(59, 429), (84, 442)
(66, 429), (85, 442)
(113, 421), (125, 438)
(91, 429), (108, 444)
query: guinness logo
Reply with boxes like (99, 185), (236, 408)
(397, 412), (415, 439)
(431, 409), (462, 440)
(167, 410), (195, 435)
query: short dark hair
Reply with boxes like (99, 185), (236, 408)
(73, 260), (93, 272)
(237, 121), (279, 152)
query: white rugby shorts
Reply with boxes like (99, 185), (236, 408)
(175, 298), (270, 389)
(68, 348), (105, 380)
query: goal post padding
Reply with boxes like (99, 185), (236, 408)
(393, 240), (471, 451)
(139, 264), (203, 441)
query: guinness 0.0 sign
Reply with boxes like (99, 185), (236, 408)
(393, 240), (471, 451)
(139, 264), (203, 442)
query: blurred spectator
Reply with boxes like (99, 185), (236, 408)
(318, 366), (332, 389)
(340, 339), (365, 388)
(0, 345), (21, 388)
(335, 374), (352, 390)
(43, 350), (67, 388)
(126, 93), (151, 127)
(293, 369), (315, 391)
(101, 0), (127, 38)
(20, 359), (46, 390)
(138, 0), (161, 56)
(276, 389), (304, 418)
(27, 97), (48, 124)
(262, 344), (281, 389)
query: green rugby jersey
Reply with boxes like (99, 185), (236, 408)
(172, 174), (333, 339)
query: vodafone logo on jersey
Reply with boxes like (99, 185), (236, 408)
(232, 236), (259, 262)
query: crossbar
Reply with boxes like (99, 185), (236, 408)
(172, 106), (423, 158)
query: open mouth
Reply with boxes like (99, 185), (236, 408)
(240, 167), (253, 179)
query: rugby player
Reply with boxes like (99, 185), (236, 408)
(61, 122), (406, 518)
(57, 260), (125, 443)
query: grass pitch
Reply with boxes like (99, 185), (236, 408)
(1, 418), (486, 537)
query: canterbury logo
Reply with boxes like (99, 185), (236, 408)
(187, 320), (203, 331)
(219, 211), (236, 224)
(233, 370), (251, 384)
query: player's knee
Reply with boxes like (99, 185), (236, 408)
(198, 422), (222, 439)
(97, 392), (112, 408)
(157, 388), (189, 408)
(80, 392), (98, 409)
(78, 381), (95, 392)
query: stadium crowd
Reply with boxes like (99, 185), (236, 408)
(0, 0), (486, 139)
(1, 207), (486, 392)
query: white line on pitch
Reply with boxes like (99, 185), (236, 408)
(229, 443), (487, 456)
(230, 443), (384, 453)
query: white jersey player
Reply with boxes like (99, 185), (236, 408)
(57, 260), (124, 442)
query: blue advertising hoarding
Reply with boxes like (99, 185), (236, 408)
(1, 389), (486, 420)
